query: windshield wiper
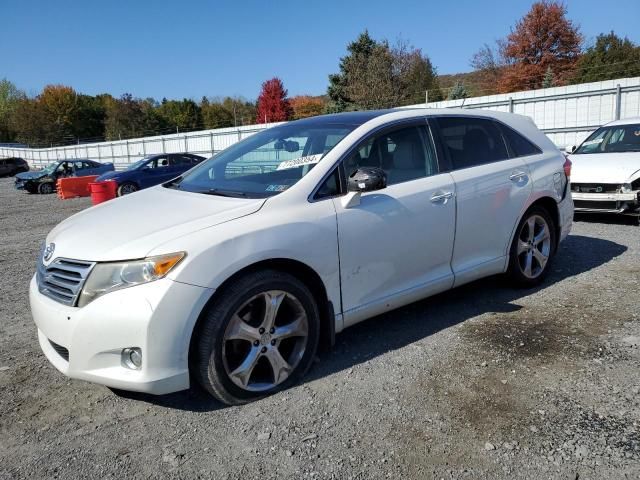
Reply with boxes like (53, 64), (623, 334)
(164, 176), (184, 189)
(202, 188), (249, 198)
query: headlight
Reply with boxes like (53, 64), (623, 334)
(619, 183), (632, 193)
(77, 252), (185, 307)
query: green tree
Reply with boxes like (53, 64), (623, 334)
(104, 94), (146, 140)
(157, 99), (201, 132)
(542, 66), (555, 88)
(573, 32), (640, 83)
(12, 98), (50, 146)
(0, 79), (25, 142)
(221, 97), (256, 126)
(447, 81), (468, 100)
(326, 31), (442, 111)
(201, 99), (234, 129)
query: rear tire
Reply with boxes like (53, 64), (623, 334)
(117, 182), (138, 196)
(507, 206), (556, 287)
(37, 182), (55, 194)
(193, 270), (320, 405)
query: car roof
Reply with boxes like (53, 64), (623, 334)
(604, 117), (640, 127)
(287, 109), (395, 127)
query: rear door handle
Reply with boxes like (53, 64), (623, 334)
(430, 191), (454, 204)
(510, 171), (528, 181)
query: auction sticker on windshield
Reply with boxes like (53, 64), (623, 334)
(276, 154), (322, 171)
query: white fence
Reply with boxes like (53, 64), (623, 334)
(408, 76), (640, 148)
(1, 76), (639, 169)
(0, 124), (280, 170)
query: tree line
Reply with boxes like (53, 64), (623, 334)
(1, 1), (639, 147)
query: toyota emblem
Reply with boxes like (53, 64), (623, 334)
(43, 243), (56, 262)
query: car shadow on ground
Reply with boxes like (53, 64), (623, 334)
(116, 234), (626, 411)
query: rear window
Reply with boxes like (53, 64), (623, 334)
(500, 125), (542, 157)
(437, 117), (509, 169)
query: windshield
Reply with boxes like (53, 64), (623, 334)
(575, 124), (640, 154)
(41, 163), (58, 173)
(127, 158), (150, 170)
(171, 123), (356, 198)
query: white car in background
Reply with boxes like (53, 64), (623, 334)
(30, 108), (573, 405)
(568, 118), (640, 220)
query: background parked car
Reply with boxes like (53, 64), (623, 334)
(0, 157), (29, 177)
(95, 153), (206, 196)
(14, 159), (114, 194)
(568, 117), (640, 221)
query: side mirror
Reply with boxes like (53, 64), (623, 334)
(348, 167), (387, 193)
(565, 145), (576, 154)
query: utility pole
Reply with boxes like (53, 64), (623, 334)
(425, 90), (429, 107)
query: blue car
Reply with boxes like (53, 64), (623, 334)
(96, 153), (206, 196)
(15, 159), (114, 194)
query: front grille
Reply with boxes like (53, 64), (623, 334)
(37, 255), (94, 306)
(49, 340), (69, 362)
(572, 183), (619, 194)
(574, 200), (620, 210)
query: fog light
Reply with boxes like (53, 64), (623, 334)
(121, 347), (142, 370)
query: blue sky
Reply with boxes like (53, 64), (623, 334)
(1, 0), (639, 100)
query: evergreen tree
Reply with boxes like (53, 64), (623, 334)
(447, 81), (468, 100)
(573, 32), (640, 83)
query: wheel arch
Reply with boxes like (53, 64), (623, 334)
(508, 195), (561, 259)
(187, 258), (335, 372)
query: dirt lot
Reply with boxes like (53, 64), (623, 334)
(0, 177), (639, 480)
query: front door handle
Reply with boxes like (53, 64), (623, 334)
(509, 171), (528, 181)
(430, 191), (454, 204)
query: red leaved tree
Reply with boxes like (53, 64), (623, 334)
(498, 1), (582, 93)
(255, 77), (292, 123)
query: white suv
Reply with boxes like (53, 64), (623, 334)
(31, 109), (573, 405)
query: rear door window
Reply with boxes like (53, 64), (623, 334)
(437, 117), (509, 169)
(500, 125), (542, 157)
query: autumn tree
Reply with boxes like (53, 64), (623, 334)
(469, 43), (504, 95)
(290, 96), (325, 120)
(256, 78), (292, 123)
(498, 1), (582, 92)
(573, 32), (640, 83)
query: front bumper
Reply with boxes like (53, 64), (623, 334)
(30, 275), (213, 394)
(571, 191), (639, 213)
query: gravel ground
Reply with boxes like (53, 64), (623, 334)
(0, 177), (639, 480)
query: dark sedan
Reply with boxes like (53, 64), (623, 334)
(95, 153), (205, 196)
(0, 157), (29, 177)
(15, 159), (114, 194)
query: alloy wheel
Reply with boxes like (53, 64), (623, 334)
(120, 184), (137, 195)
(222, 290), (309, 392)
(516, 214), (551, 279)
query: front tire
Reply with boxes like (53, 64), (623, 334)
(117, 182), (138, 196)
(193, 270), (320, 405)
(507, 206), (556, 287)
(37, 182), (55, 194)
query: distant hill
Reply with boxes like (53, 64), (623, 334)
(436, 71), (497, 98)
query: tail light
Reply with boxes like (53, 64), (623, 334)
(563, 155), (572, 178)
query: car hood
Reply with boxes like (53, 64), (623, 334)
(46, 186), (266, 262)
(569, 152), (640, 183)
(16, 171), (46, 180)
(96, 170), (125, 181)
